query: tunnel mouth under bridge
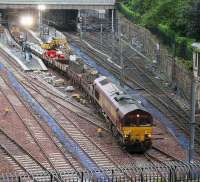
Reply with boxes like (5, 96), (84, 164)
(1, 9), (115, 32)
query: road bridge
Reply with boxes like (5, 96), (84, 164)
(0, 0), (116, 10)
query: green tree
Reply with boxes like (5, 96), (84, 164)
(119, 0), (200, 60)
(186, 0), (200, 40)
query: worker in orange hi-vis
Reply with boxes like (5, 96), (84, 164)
(97, 128), (103, 137)
(4, 107), (10, 116)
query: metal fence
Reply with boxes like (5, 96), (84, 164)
(118, 13), (192, 101)
(80, 11), (192, 100)
(1, 162), (200, 181)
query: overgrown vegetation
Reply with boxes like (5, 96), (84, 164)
(118, 0), (200, 69)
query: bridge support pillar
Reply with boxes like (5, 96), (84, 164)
(111, 9), (114, 32)
(109, 9), (116, 33)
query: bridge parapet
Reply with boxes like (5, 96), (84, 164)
(0, 0), (116, 9)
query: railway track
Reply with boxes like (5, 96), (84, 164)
(70, 33), (200, 151)
(0, 38), (108, 133)
(0, 41), (87, 180)
(84, 34), (189, 113)
(0, 28), (191, 180)
(29, 71), (101, 119)
(0, 43), (134, 180)
(143, 146), (184, 181)
(0, 30), (105, 125)
(0, 128), (49, 181)
(145, 146), (182, 165)
(121, 146), (182, 181)
(22, 75), (110, 133)
(18, 72), (186, 179)
(85, 33), (190, 120)
(21, 75), (180, 166)
(126, 145), (181, 167)
(0, 70), (82, 181)
(20, 74), (135, 179)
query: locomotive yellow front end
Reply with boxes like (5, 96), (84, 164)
(122, 110), (153, 153)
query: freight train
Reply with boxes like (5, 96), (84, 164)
(11, 28), (154, 152)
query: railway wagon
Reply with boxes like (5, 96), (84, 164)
(94, 76), (153, 152)
(43, 50), (68, 63)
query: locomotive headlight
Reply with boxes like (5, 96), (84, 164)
(147, 134), (152, 138)
(136, 114), (140, 118)
(145, 133), (151, 138)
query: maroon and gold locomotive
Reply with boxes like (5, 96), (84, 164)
(93, 76), (153, 152)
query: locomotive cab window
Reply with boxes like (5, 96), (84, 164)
(123, 110), (153, 127)
(99, 78), (109, 85)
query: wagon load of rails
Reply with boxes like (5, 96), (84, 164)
(82, 64), (99, 83)
(69, 57), (99, 82)
(69, 57), (85, 74)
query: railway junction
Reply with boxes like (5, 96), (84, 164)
(0, 0), (200, 181)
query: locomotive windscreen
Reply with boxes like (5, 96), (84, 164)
(123, 110), (153, 126)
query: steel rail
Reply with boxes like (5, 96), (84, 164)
(21, 79), (110, 133)
(22, 78), (133, 180)
(28, 75), (103, 120)
(0, 143), (37, 181)
(0, 34), (111, 181)
(2, 73), (81, 178)
(0, 47), (81, 180)
(151, 146), (183, 163)
(85, 34), (190, 121)
(0, 72), (64, 182)
(71, 35), (200, 149)
(0, 128), (48, 181)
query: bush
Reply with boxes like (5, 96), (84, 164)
(118, 1), (196, 62)
(118, 3), (140, 23)
(175, 36), (194, 59)
(177, 57), (193, 71)
(156, 24), (194, 60)
(157, 24), (175, 46)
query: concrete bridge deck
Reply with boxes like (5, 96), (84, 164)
(0, 0), (116, 9)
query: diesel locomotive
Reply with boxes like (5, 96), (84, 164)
(93, 76), (153, 152)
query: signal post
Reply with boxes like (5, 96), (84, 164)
(189, 43), (200, 162)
